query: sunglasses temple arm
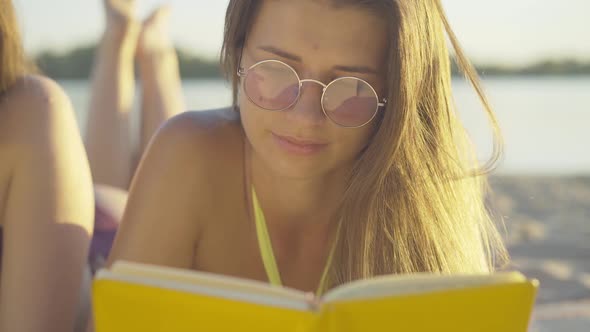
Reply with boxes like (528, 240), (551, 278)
(237, 47), (246, 77)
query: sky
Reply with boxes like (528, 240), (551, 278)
(13, 0), (590, 65)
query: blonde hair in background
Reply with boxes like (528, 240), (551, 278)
(221, 0), (509, 293)
(0, 0), (35, 95)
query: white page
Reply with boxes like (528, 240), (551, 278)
(321, 271), (526, 303)
(98, 261), (312, 311)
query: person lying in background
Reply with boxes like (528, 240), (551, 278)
(0, 0), (95, 331)
(83, 0), (186, 271)
(85, 0), (185, 190)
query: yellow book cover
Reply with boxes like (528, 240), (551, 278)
(92, 261), (539, 332)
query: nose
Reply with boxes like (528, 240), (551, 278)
(285, 80), (327, 126)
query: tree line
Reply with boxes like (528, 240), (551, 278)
(34, 44), (590, 80)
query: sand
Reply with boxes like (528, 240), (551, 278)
(490, 176), (590, 331)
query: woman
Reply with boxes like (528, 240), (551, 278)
(105, 0), (508, 300)
(0, 0), (94, 331)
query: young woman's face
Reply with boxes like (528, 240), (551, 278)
(239, 0), (388, 179)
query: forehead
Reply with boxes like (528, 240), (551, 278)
(246, 0), (389, 68)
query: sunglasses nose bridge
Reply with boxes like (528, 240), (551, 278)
(285, 78), (327, 124)
(299, 79), (328, 91)
(296, 78), (329, 112)
(298, 79), (328, 108)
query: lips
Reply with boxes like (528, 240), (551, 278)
(271, 132), (329, 155)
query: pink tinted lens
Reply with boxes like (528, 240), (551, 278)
(322, 78), (378, 127)
(244, 61), (300, 110)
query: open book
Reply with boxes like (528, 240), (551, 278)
(92, 261), (539, 332)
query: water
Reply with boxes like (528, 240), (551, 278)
(59, 77), (590, 176)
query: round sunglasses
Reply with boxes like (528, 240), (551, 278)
(237, 59), (387, 128)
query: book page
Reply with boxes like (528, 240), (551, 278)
(321, 271), (527, 303)
(99, 261), (312, 311)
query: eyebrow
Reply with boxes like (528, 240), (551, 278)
(257, 45), (379, 76)
(258, 45), (301, 62)
(333, 64), (379, 76)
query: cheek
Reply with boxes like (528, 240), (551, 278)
(333, 125), (376, 160)
(239, 98), (279, 152)
(240, 103), (263, 139)
(239, 83), (260, 129)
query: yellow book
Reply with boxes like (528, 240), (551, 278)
(92, 261), (539, 332)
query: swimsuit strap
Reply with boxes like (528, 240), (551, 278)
(251, 186), (338, 296)
(252, 186), (283, 286)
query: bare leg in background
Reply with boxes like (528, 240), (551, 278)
(137, 5), (185, 157)
(85, 0), (140, 190)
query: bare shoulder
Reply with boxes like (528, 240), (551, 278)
(158, 107), (242, 143)
(140, 106), (245, 207)
(0, 74), (72, 115)
(108, 107), (245, 268)
(0, 74), (77, 144)
(0, 74), (85, 173)
(0, 75), (92, 229)
(149, 107), (244, 168)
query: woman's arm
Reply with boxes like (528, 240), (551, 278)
(0, 76), (94, 332)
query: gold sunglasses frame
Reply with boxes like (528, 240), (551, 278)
(237, 59), (387, 128)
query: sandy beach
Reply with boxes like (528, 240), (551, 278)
(72, 175), (588, 332)
(490, 176), (590, 331)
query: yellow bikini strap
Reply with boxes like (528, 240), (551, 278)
(252, 186), (283, 286)
(251, 186), (338, 296)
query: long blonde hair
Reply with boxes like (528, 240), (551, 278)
(221, 0), (509, 291)
(0, 0), (35, 95)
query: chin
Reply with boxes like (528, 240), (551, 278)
(265, 151), (331, 180)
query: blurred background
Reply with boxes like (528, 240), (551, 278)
(13, 0), (590, 330)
